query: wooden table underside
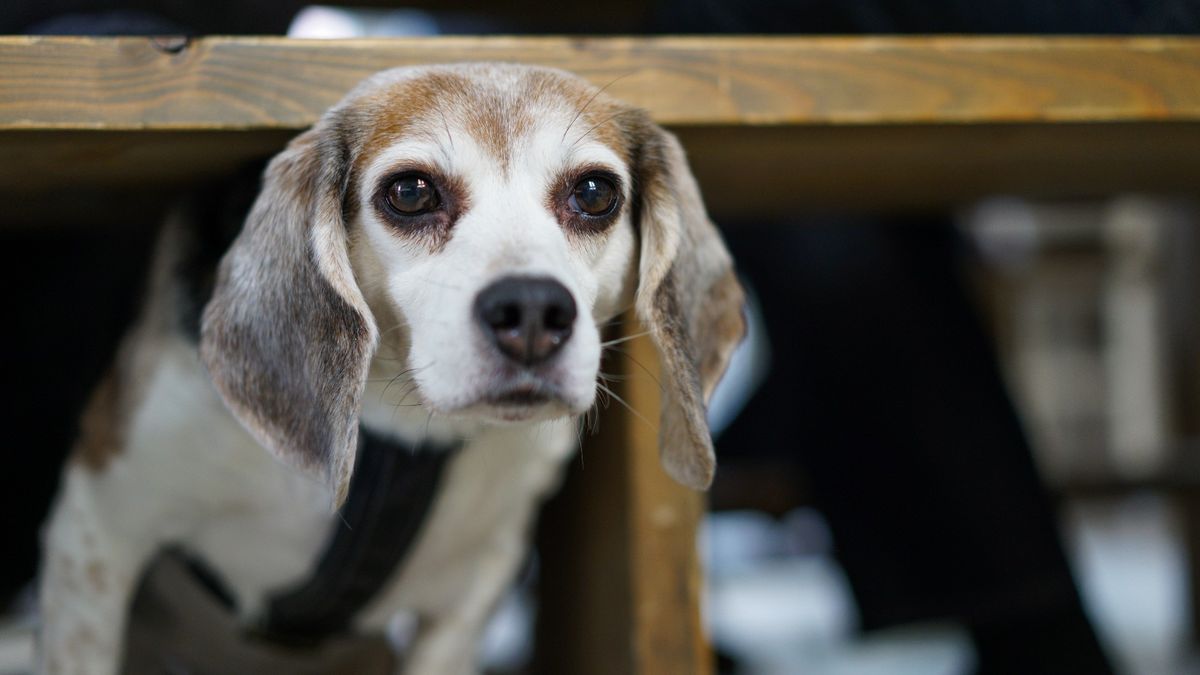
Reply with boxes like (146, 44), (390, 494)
(2, 36), (1199, 221)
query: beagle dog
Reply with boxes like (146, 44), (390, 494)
(37, 63), (744, 675)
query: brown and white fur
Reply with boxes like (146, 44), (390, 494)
(37, 63), (745, 675)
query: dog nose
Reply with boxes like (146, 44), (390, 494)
(475, 277), (577, 366)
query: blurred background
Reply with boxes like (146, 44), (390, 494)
(3, 2), (1200, 674)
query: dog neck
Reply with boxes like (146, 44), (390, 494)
(258, 425), (460, 643)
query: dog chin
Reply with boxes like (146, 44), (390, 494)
(438, 386), (591, 425)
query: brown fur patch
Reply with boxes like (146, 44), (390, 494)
(696, 270), (747, 401)
(86, 561), (108, 593)
(73, 369), (127, 471)
(352, 71), (474, 177)
(352, 66), (635, 182)
(351, 69), (537, 176)
(522, 69), (634, 162)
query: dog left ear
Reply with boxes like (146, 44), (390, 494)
(200, 119), (376, 508)
(630, 114), (747, 490)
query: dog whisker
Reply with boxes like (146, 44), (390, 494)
(597, 305), (637, 331)
(568, 108), (637, 151)
(560, 71), (633, 145)
(381, 364), (424, 399)
(423, 410), (436, 442)
(574, 418), (588, 469)
(379, 324), (408, 338)
(596, 370), (629, 384)
(594, 381), (654, 430)
(438, 107), (455, 151)
(391, 379), (423, 408)
(587, 400), (602, 436)
(599, 330), (651, 348)
(600, 345), (664, 390)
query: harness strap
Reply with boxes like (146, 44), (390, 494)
(260, 428), (457, 643)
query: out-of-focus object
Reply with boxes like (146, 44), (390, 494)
(968, 196), (1200, 484)
(288, 6), (438, 38)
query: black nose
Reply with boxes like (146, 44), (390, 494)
(475, 276), (577, 366)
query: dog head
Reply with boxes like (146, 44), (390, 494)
(200, 64), (744, 505)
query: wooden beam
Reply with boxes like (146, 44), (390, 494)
(2, 36), (1200, 130)
(3, 37), (1200, 221)
(536, 317), (710, 675)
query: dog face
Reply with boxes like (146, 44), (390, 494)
(200, 64), (744, 506)
(348, 65), (638, 426)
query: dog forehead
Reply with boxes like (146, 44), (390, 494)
(348, 64), (636, 174)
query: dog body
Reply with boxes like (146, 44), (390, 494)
(43, 327), (573, 674)
(38, 64), (744, 675)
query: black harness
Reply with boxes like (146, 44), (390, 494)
(258, 428), (458, 644)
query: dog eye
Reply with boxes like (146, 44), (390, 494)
(569, 176), (618, 217)
(385, 175), (440, 215)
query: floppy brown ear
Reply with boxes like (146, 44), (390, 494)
(199, 122), (376, 508)
(631, 117), (746, 490)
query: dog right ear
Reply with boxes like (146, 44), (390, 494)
(200, 122), (377, 508)
(628, 113), (747, 491)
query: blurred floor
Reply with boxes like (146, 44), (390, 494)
(706, 494), (1197, 675)
(1, 494), (1194, 674)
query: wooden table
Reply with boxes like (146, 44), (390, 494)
(4, 35), (1200, 223)
(4, 35), (1200, 674)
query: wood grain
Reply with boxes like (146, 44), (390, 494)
(622, 322), (711, 675)
(4, 37), (1200, 220)
(535, 317), (711, 675)
(2, 36), (1200, 130)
